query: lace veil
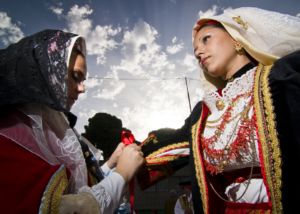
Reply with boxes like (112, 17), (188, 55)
(0, 30), (87, 193)
(192, 7), (300, 92)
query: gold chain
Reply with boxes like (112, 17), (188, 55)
(205, 126), (256, 203)
(206, 92), (251, 124)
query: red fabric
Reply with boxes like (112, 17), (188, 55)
(183, 185), (192, 189)
(207, 20), (221, 25)
(225, 202), (271, 213)
(121, 131), (135, 213)
(0, 135), (67, 213)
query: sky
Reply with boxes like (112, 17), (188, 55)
(1, 0), (299, 141)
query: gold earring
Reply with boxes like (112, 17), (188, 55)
(234, 42), (244, 54)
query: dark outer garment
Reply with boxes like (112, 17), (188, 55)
(141, 50), (300, 214)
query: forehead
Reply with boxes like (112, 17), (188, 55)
(194, 26), (217, 41)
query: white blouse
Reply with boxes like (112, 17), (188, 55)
(202, 67), (268, 203)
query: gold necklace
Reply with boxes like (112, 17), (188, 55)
(206, 92), (251, 124)
(206, 132), (256, 202)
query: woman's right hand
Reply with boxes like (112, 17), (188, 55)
(114, 144), (145, 184)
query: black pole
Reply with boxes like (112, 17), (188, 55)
(185, 77), (192, 113)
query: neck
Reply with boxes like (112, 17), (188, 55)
(222, 55), (251, 80)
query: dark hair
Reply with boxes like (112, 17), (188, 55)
(197, 23), (226, 33)
(72, 48), (85, 59)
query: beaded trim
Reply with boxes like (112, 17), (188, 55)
(140, 134), (158, 147)
(146, 142), (189, 159)
(253, 64), (282, 213)
(145, 154), (189, 163)
(39, 165), (68, 214)
(192, 104), (209, 214)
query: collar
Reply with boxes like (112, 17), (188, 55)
(64, 112), (78, 128)
(225, 62), (256, 83)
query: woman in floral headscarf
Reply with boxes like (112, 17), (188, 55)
(0, 29), (144, 214)
(138, 7), (300, 214)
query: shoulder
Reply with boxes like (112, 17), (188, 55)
(270, 50), (300, 79)
(190, 101), (203, 125)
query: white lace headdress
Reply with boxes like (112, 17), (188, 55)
(192, 7), (300, 92)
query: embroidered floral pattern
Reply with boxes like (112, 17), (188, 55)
(202, 95), (256, 175)
(47, 31), (73, 110)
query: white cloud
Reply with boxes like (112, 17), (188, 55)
(172, 36), (177, 43)
(182, 53), (197, 72)
(297, 13), (300, 18)
(50, 6), (63, 15)
(78, 109), (97, 120)
(111, 19), (173, 77)
(78, 90), (88, 100)
(0, 12), (24, 45)
(84, 72), (103, 89)
(65, 5), (121, 65)
(113, 103), (118, 108)
(191, 87), (204, 105)
(92, 70), (125, 100)
(166, 42), (184, 54)
(198, 5), (233, 19)
(198, 5), (218, 19)
(121, 79), (189, 141)
(222, 7), (233, 13)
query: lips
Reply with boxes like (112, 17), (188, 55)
(201, 57), (209, 65)
(69, 97), (77, 103)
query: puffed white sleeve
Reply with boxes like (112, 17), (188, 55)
(77, 172), (125, 214)
(174, 198), (184, 214)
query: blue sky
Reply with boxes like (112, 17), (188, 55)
(1, 0), (299, 140)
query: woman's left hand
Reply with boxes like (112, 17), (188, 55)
(107, 142), (125, 169)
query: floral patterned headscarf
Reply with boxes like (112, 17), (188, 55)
(0, 29), (86, 112)
(0, 30), (88, 193)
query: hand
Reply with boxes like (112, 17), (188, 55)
(107, 142), (125, 169)
(114, 144), (145, 184)
(184, 208), (193, 214)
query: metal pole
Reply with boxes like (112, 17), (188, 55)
(185, 77), (192, 113)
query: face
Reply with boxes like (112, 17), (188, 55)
(193, 26), (238, 79)
(67, 53), (87, 110)
(183, 187), (191, 196)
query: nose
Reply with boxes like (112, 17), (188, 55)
(77, 81), (85, 94)
(195, 45), (204, 57)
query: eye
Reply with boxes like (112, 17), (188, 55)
(203, 35), (211, 44)
(72, 71), (84, 82)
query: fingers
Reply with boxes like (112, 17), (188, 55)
(139, 151), (144, 157)
(117, 142), (125, 150)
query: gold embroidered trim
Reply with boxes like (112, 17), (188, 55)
(146, 142), (189, 159)
(261, 65), (283, 213)
(140, 135), (158, 147)
(253, 64), (282, 214)
(191, 106), (208, 214)
(39, 165), (68, 214)
(179, 196), (189, 209)
(88, 170), (99, 187)
(145, 154), (188, 163)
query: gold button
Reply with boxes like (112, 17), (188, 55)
(216, 100), (225, 111)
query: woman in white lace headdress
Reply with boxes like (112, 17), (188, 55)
(138, 7), (300, 214)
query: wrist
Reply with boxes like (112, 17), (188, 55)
(114, 168), (131, 185)
(107, 159), (114, 169)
